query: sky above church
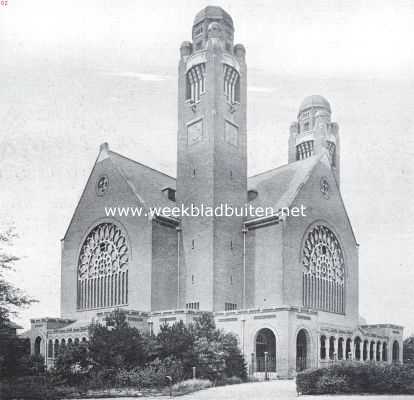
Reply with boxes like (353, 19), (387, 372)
(1, 0), (414, 332)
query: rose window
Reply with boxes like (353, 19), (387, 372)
(77, 223), (128, 310)
(302, 225), (345, 313)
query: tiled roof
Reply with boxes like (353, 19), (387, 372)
(247, 155), (322, 215)
(109, 151), (176, 210)
(107, 149), (322, 218)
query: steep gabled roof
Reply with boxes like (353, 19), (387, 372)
(108, 151), (176, 210)
(247, 154), (323, 213)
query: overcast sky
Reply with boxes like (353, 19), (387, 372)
(1, 0), (414, 333)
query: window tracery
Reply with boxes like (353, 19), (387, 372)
(302, 225), (345, 313)
(77, 223), (128, 309)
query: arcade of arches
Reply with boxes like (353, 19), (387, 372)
(319, 335), (400, 364)
(251, 328), (401, 375)
(32, 335), (88, 365)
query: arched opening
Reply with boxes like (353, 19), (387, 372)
(61, 338), (66, 350)
(255, 328), (276, 372)
(48, 339), (53, 358)
(54, 339), (59, 358)
(320, 335), (327, 360)
(68, 338), (73, 346)
(34, 336), (42, 356)
(338, 338), (344, 360)
(392, 341), (400, 363)
(369, 342), (375, 361)
(382, 342), (387, 361)
(376, 341), (381, 361)
(363, 340), (369, 361)
(345, 338), (352, 360)
(74, 338), (80, 345)
(82, 337), (87, 342)
(354, 337), (361, 361)
(296, 329), (309, 371)
(329, 337), (335, 360)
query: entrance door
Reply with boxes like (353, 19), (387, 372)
(255, 328), (276, 372)
(296, 329), (308, 371)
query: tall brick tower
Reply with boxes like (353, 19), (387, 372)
(176, 6), (247, 311)
(288, 95), (340, 185)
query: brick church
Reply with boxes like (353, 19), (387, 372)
(26, 6), (403, 378)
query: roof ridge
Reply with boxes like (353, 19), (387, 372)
(248, 155), (320, 179)
(109, 150), (176, 180)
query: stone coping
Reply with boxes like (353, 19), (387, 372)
(214, 305), (318, 317)
(361, 324), (404, 330)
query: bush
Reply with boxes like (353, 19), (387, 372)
(114, 357), (184, 388)
(171, 378), (212, 395)
(296, 362), (414, 395)
(0, 375), (78, 400)
(88, 309), (148, 370)
(54, 342), (91, 386)
(218, 375), (244, 386)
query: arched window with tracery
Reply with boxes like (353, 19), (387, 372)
(296, 140), (314, 160)
(186, 63), (206, 103)
(302, 225), (345, 314)
(223, 64), (240, 104)
(77, 223), (129, 310)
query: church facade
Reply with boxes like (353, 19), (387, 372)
(26, 6), (403, 378)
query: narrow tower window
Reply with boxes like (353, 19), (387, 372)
(223, 64), (240, 104)
(186, 63), (206, 103)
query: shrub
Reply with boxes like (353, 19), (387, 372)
(114, 357), (184, 388)
(54, 342), (91, 386)
(88, 309), (148, 370)
(296, 362), (414, 395)
(171, 378), (212, 395)
(0, 375), (78, 400)
(218, 375), (243, 386)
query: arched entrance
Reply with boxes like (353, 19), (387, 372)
(392, 341), (399, 363)
(34, 336), (42, 356)
(296, 329), (309, 371)
(255, 328), (276, 372)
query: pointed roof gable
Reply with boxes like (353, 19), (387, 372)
(63, 146), (177, 240)
(247, 154), (322, 213)
(108, 151), (176, 210)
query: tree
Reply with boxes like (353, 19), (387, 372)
(220, 332), (247, 380)
(190, 314), (247, 381)
(54, 342), (90, 385)
(0, 227), (36, 326)
(88, 309), (148, 370)
(157, 321), (194, 361)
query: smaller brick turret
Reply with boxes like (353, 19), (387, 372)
(288, 95), (340, 186)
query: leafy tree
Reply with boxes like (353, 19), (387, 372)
(193, 336), (226, 382)
(54, 342), (91, 385)
(220, 332), (247, 380)
(0, 227), (36, 326)
(157, 320), (195, 367)
(88, 309), (148, 370)
(190, 314), (247, 381)
(190, 312), (220, 341)
(0, 336), (41, 377)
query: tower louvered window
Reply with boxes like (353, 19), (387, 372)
(302, 225), (345, 314)
(186, 63), (206, 103)
(77, 223), (129, 310)
(327, 141), (336, 166)
(223, 64), (240, 103)
(296, 140), (314, 160)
